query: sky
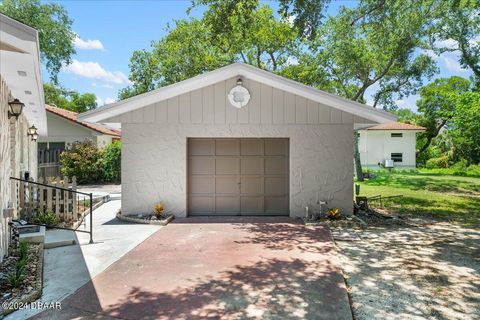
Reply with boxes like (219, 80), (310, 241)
(48, 0), (473, 111)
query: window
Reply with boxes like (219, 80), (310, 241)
(391, 133), (403, 138)
(391, 153), (403, 162)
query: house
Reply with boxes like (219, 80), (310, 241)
(0, 14), (46, 261)
(358, 122), (426, 169)
(79, 63), (396, 217)
(37, 105), (121, 178)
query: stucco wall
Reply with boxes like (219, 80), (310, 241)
(358, 130), (417, 168)
(0, 76), (38, 262)
(122, 123), (354, 217)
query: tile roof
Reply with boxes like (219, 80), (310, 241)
(46, 105), (121, 137)
(366, 122), (426, 131)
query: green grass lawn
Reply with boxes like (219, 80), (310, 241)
(356, 170), (480, 225)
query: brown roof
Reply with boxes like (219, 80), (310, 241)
(366, 122), (425, 131)
(46, 105), (121, 137)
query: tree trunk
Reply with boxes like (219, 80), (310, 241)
(354, 132), (364, 181)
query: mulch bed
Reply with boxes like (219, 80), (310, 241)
(116, 211), (174, 225)
(0, 243), (44, 316)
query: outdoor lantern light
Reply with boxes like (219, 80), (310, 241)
(228, 78), (251, 109)
(8, 98), (25, 119)
(27, 124), (37, 136)
(31, 132), (38, 141)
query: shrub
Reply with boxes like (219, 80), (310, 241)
(425, 155), (450, 169)
(19, 241), (29, 260)
(8, 257), (28, 288)
(60, 140), (103, 184)
(154, 202), (165, 219)
(466, 164), (480, 177)
(32, 209), (59, 226)
(102, 141), (121, 182)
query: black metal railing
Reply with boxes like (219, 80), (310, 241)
(10, 176), (94, 244)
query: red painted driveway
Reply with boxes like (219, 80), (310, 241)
(34, 217), (352, 319)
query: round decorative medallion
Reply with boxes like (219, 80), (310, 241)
(228, 80), (251, 109)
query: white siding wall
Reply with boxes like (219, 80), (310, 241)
(39, 112), (114, 148)
(358, 130), (418, 168)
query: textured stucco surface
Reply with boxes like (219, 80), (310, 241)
(122, 123), (354, 217)
(0, 75), (38, 262)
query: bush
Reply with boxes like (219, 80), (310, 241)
(32, 209), (59, 226)
(425, 155), (450, 169)
(60, 140), (103, 184)
(102, 141), (121, 182)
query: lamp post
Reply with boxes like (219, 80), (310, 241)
(8, 99), (25, 120)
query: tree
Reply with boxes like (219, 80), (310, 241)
(119, 6), (297, 100)
(0, 0), (76, 83)
(449, 91), (480, 164)
(416, 76), (471, 157)
(429, 0), (480, 83)
(297, 2), (438, 180)
(44, 83), (97, 113)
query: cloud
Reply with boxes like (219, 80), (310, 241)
(436, 38), (458, 50)
(96, 97), (116, 106)
(442, 55), (469, 73)
(64, 59), (130, 85)
(105, 97), (116, 104)
(73, 36), (105, 51)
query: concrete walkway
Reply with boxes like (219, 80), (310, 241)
(6, 200), (161, 320)
(33, 217), (352, 320)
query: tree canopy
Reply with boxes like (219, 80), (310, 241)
(0, 0), (76, 83)
(44, 83), (97, 113)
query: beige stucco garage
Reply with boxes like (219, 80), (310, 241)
(79, 63), (395, 217)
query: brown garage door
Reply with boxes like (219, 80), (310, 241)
(188, 138), (289, 216)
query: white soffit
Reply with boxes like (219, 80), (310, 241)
(79, 62), (397, 124)
(0, 14), (47, 135)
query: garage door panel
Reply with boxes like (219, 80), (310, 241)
(241, 158), (263, 175)
(241, 139), (263, 155)
(188, 138), (288, 216)
(240, 177), (263, 194)
(189, 196), (214, 214)
(216, 196), (240, 214)
(265, 177), (287, 195)
(189, 139), (215, 155)
(215, 177), (239, 194)
(265, 139), (288, 155)
(190, 157), (215, 175)
(265, 196), (288, 214)
(190, 176), (214, 194)
(241, 196), (263, 214)
(265, 158), (287, 175)
(216, 158), (239, 175)
(216, 139), (239, 155)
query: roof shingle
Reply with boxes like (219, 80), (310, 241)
(46, 105), (121, 137)
(366, 122), (425, 131)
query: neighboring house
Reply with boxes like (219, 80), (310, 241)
(38, 105), (121, 178)
(0, 14), (46, 261)
(80, 63), (396, 217)
(358, 122), (426, 169)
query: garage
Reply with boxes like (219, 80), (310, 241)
(80, 63), (396, 217)
(188, 138), (289, 216)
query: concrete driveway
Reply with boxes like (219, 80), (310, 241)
(34, 217), (352, 320)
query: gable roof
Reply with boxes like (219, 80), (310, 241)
(79, 62), (396, 124)
(365, 122), (426, 131)
(46, 105), (121, 137)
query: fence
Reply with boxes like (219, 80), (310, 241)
(38, 143), (64, 180)
(10, 176), (93, 243)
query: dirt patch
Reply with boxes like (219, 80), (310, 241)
(334, 221), (480, 319)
